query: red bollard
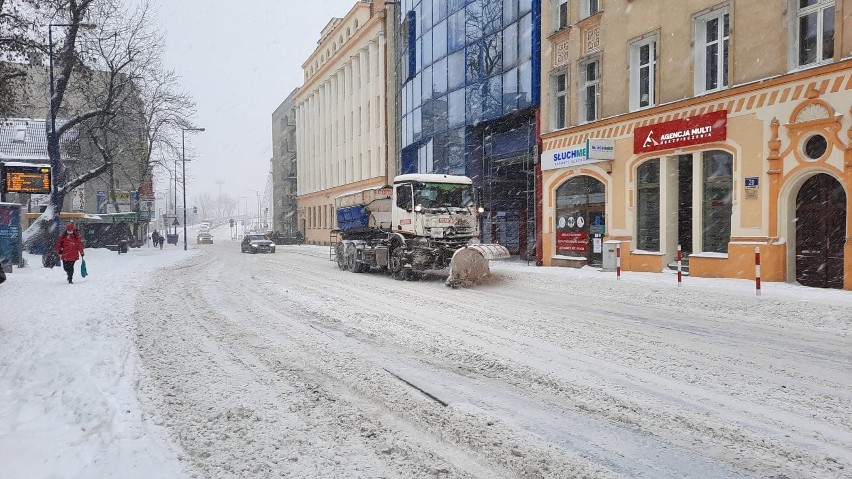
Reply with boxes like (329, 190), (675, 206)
(616, 243), (621, 281)
(677, 244), (683, 287)
(755, 247), (762, 296)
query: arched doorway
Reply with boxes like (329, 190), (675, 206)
(795, 173), (846, 289)
(555, 176), (606, 265)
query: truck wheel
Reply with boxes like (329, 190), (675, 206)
(336, 244), (347, 270)
(389, 248), (408, 281)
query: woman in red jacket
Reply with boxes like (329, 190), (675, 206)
(55, 222), (85, 284)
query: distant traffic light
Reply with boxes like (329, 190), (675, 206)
(192, 206), (198, 214)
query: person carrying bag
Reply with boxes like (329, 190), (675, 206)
(54, 222), (85, 284)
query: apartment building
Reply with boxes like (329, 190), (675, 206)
(539, 0), (852, 289)
(271, 89), (299, 237)
(294, 0), (398, 246)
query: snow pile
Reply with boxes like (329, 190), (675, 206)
(0, 246), (195, 479)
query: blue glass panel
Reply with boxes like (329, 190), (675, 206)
(502, 67), (519, 114)
(518, 60), (532, 108)
(432, 131), (450, 173)
(421, 0), (432, 32)
(519, 0), (531, 15)
(448, 9), (465, 52)
(413, 72), (422, 106)
(437, 0), (448, 21)
(413, 107), (422, 142)
(465, 43), (482, 83)
(433, 56), (448, 94)
(448, 50), (465, 89)
(422, 65), (433, 102)
(519, 13), (532, 63)
(483, 32), (503, 77)
(447, 128), (466, 175)
(466, 83), (483, 124)
(482, 75), (502, 121)
(482, 0), (502, 36)
(433, 19), (447, 59)
(449, 0), (466, 14)
(465, 1), (482, 42)
(502, 22), (518, 68)
(503, 0), (518, 25)
(448, 88), (465, 128)
(421, 29), (433, 66)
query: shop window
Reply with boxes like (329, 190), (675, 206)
(695, 9), (729, 94)
(552, 71), (569, 129)
(555, 176), (606, 259)
(702, 150), (733, 253)
(579, 57), (600, 123)
(797, 0), (834, 67)
(636, 159), (660, 251)
(629, 35), (656, 110)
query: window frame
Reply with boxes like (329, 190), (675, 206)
(551, 70), (569, 130)
(578, 56), (600, 124)
(580, 0), (600, 19)
(694, 8), (729, 95)
(794, 0), (835, 68)
(553, 0), (569, 31)
(636, 158), (661, 252)
(629, 33), (657, 111)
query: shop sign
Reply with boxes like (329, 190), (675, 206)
(634, 110), (727, 154)
(556, 231), (589, 253)
(541, 138), (615, 171)
(111, 212), (138, 224)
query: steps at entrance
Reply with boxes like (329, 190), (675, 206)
(667, 258), (690, 275)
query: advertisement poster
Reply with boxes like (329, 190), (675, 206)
(556, 230), (589, 254)
(0, 203), (22, 264)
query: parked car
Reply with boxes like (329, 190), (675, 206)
(240, 233), (275, 254)
(197, 231), (213, 244)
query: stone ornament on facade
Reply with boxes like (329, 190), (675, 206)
(773, 88), (845, 169)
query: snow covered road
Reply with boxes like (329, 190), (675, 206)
(133, 231), (852, 478)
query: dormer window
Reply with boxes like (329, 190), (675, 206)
(12, 125), (26, 142)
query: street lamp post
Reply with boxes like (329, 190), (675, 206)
(181, 127), (205, 251)
(48, 22), (95, 209)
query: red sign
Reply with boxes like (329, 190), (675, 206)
(634, 110), (727, 154)
(556, 231), (589, 254)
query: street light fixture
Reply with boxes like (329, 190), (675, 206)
(48, 22), (96, 207)
(181, 127), (205, 251)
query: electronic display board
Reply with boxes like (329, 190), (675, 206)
(2, 165), (51, 194)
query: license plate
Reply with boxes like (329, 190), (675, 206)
(431, 227), (444, 238)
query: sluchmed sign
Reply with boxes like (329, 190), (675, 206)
(633, 110), (727, 154)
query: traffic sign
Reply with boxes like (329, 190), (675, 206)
(172, 218), (180, 226)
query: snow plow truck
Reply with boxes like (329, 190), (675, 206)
(332, 174), (510, 287)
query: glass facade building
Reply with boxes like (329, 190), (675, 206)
(396, 0), (541, 257)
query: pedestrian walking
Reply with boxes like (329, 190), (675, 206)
(54, 222), (85, 284)
(158, 234), (164, 249)
(151, 230), (160, 248)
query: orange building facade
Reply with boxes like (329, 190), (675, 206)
(538, 1), (852, 290)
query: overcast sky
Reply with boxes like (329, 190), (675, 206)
(149, 0), (354, 212)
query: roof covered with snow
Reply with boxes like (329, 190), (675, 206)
(0, 118), (79, 162)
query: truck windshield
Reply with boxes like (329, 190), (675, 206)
(413, 183), (474, 210)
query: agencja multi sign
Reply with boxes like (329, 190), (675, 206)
(540, 138), (615, 171)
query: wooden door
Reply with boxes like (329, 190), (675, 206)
(795, 174), (846, 289)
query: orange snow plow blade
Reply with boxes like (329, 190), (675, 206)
(446, 244), (510, 288)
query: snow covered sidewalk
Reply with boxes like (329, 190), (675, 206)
(0, 247), (193, 479)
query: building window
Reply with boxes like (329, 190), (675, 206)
(636, 159), (660, 252)
(579, 58), (600, 123)
(797, 0), (834, 66)
(553, 0), (568, 31)
(581, 0), (600, 19)
(702, 150), (733, 254)
(552, 72), (568, 129)
(695, 9), (729, 94)
(629, 35), (656, 110)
